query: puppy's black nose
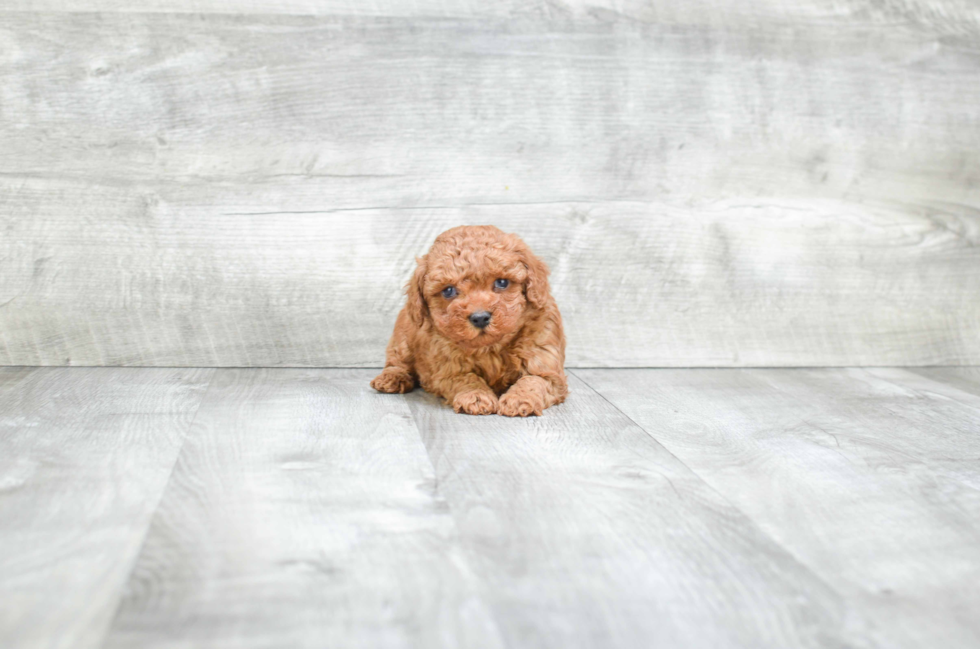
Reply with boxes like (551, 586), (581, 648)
(469, 311), (492, 329)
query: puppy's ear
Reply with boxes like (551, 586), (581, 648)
(520, 246), (551, 309)
(405, 255), (429, 326)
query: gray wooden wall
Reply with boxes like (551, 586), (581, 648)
(2, 1), (979, 367)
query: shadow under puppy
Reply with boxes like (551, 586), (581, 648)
(371, 225), (567, 416)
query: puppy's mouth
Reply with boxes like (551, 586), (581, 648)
(468, 331), (494, 344)
(459, 328), (501, 348)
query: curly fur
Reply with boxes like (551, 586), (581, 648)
(371, 225), (568, 416)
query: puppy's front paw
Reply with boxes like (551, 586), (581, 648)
(498, 391), (544, 417)
(371, 368), (415, 394)
(452, 390), (498, 415)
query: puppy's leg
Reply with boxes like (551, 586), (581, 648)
(499, 330), (568, 416)
(371, 308), (416, 394)
(426, 372), (498, 415)
(450, 375), (499, 415)
(499, 374), (566, 417)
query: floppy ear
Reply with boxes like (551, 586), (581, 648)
(521, 246), (551, 309)
(405, 255), (429, 326)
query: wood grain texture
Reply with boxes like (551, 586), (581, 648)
(104, 368), (503, 649)
(3, 366), (979, 648)
(405, 373), (877, 648)
(3, 187), (979, 368)
(910, 367), (980, 398)
(3, 12), (977, 201)
(1, 10), (979, 367)
(1, 0), (979, 39)
(0, 366), (213, 649)
(576, 367), (980, 649)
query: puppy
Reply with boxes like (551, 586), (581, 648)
(371, 225), (567, 416)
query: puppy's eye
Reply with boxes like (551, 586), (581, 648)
(441, 286), (458, 299)
(494, 278), (510, 290)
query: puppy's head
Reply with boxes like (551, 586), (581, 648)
(406, 225), (550, 349)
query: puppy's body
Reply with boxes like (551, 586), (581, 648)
(371, 226), (567, 416)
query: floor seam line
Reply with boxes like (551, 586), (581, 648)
(93, 367), (221, 649)
(401, 394), (513, 649)
(568, 368), (872, 619)
(874, 367), (980, 412)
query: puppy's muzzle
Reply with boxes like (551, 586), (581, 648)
(469, 311), (492, 329)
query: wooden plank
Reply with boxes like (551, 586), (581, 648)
(405, 373), (876, 648)
(576, 367), (980, 649)
(908, 367), (980, 399)
(104, 368), (504, 649)
(0, 0), (524, 15)
(1, 0), (978, 39)
(0, 366), (213, 649)
(3, 186), (979, 368)
(1, 11), (979, 368)
(1, 13), (977, 204)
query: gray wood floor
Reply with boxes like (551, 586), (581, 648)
(2, 367), (978, 648)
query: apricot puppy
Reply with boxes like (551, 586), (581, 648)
(371, 225), (567, 416)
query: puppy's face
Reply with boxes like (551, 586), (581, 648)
(408, 226), (549, 350)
